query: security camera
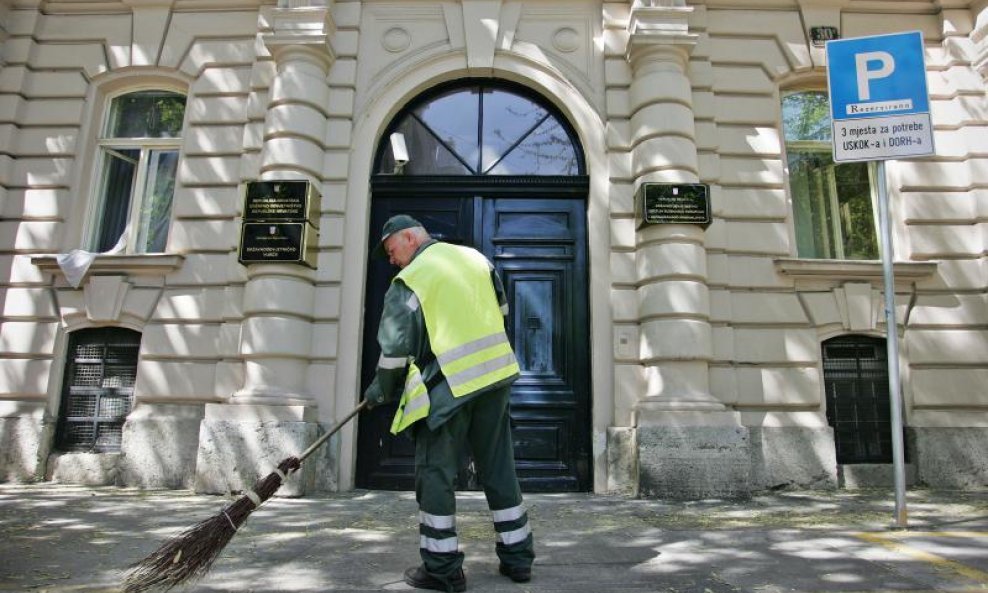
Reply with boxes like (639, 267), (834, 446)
(390, 132), (409, 174)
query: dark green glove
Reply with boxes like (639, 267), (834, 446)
(362, 381), (389, 410)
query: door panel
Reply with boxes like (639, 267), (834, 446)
(357, 196), (590, 492)
(483, 198), (590, 491)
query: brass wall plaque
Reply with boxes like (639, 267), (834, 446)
(243, 180), (319, 226)
(637, 183), (711, 228)
(238, 222), (317, 268)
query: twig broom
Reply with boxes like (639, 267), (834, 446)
(123, 400), (368, 593)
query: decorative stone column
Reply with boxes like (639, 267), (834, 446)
(627, 1), (750, 499)
(195, 4), (335, 496)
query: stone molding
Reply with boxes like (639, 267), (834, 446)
(121, 0), (176, 7)
(626, 4), (697, 71)
(462, 0), (502, 71)
(774, 258), (938, 281)
(262, 6), (337, 70)
(31, 254), (184, 280)
(278, 0), (328, 7)
(32, 255), (182, 331)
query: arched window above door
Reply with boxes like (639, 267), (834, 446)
(375, 81), (584, 176)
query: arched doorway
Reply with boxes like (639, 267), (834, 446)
(356, 79), (592, 492)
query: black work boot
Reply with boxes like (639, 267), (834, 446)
(403, 565), (467, 592)
(499, 563), (532, 583)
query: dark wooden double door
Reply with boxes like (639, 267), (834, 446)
(357, 194), (591, 492)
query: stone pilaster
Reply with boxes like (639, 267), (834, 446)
(626, 2), (750, 499)
(194, 4), (336, 496)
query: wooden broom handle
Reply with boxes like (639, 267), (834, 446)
(298, 400), (368, 462)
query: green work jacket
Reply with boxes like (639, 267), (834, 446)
(364, 240), (519, 433)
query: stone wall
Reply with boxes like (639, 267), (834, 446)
(0, 0), (985, 496)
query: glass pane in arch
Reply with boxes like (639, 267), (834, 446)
(480, 88), (549, 172)
(379, 117), (473, 176)
(487, 117), (579, 175)
(413, 88), (480, 172)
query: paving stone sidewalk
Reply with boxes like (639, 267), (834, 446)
(1, 485), (987, 593)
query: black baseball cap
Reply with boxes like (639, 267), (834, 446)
(371, 214), (424, 258)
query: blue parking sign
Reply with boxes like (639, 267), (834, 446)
(827, 31), (929, 120)
(826, 31), (934, 162)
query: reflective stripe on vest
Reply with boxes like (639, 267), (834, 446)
(397, 243), (520, 399)
(390, 363), (429, 434)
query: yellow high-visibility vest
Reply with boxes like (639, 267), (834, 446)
(390, 362), (428, 434)
(389, 243), (520, 433)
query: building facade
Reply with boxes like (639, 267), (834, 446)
(0, 0), (986, 498)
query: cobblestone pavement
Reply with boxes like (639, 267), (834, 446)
(1, 485), (987, 592)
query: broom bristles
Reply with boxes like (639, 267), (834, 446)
(123, 456), (301, 593)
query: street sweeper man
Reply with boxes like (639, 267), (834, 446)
(363, 214), (535, 593)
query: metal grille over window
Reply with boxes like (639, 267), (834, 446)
(822, 335), (896, 464)
(55, 328), (141, 453)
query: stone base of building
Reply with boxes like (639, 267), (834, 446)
(606, 426), (638, 496)
(120, 403), (205, 489)
(637, 418), (752, 500)
(914, 427), (988, 489)
(748, 426), (838, 491)
(194, 403), (322, 497)
(630, 424), (842, 499)
(0, 402), (47, 482)
(838, 463), (916, 489)
(47, 452), (122, 485)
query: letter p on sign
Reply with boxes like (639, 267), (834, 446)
(856, 51), (895, 100)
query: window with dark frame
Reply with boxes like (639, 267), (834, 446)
(55, 328), (141, 453)
(822, 335), (898, 464)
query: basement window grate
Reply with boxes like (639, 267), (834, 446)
(822, 335), (899, 464)
(55, 328), (141, 453)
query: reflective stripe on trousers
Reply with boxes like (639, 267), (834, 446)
(420, 535), (459, 553)
(419, 511), (458, 554)
(496, 523), (531, 545)
(493, 504), (531, 545)
(420, 511), (454, 530)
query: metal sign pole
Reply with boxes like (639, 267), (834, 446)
(876, 159), (908, 528)
(827, 30), (932, 530)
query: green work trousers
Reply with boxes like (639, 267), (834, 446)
(414, 385), (535, 579)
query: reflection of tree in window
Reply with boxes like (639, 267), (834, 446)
(782, 91), (878, 260)
(111, 93), (186, 138)
(138, 151), (179, 253)
(782, 92), (830, 142)
(489, 120), (578, 175)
